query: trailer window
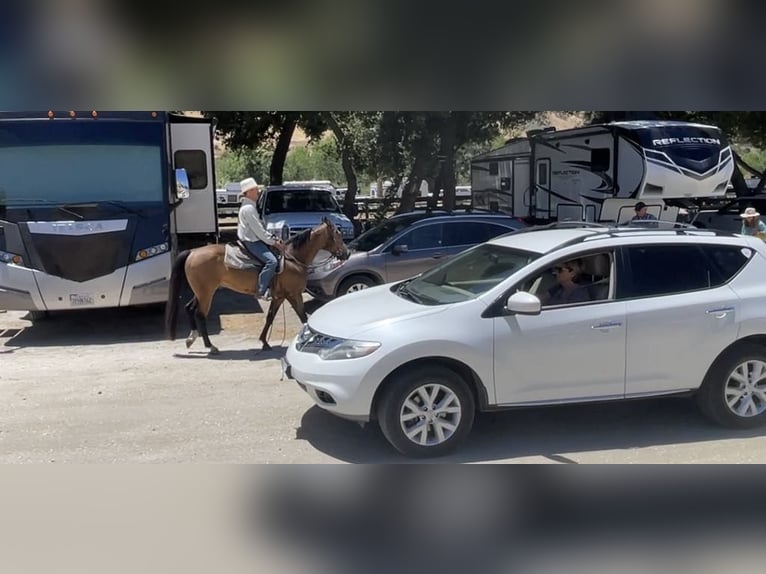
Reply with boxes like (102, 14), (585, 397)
(537, 162), (549, 187)
(591, 148), (610, 172)
(174, 150), (208, 189)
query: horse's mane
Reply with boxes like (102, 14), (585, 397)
(286, 228), (312, 250)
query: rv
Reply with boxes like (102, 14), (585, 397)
(0, 111), (218, 314)
(471, 121), (735, 224)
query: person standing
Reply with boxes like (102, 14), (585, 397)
(740, 207), (766, 239)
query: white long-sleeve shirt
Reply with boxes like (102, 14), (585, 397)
(237, 198), (277, 245)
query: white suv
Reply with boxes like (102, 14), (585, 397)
(283, 222), (766, 457)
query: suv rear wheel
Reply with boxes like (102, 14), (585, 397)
(697, 343), (766, 429)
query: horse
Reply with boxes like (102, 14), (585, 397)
(165, 217), (349, 354)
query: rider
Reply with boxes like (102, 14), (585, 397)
(237, 177), (285, 300)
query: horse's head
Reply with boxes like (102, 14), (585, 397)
(320, 217), (350, 260)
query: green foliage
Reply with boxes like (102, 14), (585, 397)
(215, 148), (272, 187)
(283, 137), (346, 184)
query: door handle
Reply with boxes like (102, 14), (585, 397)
(591, 321), (622, 330)
(432, 253), (445, 259)
(706, 307), (734, 319)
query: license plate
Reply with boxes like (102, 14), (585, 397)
(280, 357), (292, 380)
(69, 294), (94, 306)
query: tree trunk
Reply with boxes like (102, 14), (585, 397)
(439, 114), (458, 211)
(398, 155), (427, 213)
(324, 113), (359, 216)
(270, 117), (297, 185)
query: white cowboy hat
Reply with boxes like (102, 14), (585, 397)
(238, 177), (259, 198)
(740, 207), (761, 219)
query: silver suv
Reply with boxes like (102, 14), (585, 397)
(286, 221), (766, 457)
(305, 211), (526, 300)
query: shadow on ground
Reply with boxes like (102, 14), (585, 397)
(295, 397), (766, 463)
(1, 288), (275, 348)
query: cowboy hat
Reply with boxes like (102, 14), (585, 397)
(740, 207), (761, 219)
(238, 177), (259, 198)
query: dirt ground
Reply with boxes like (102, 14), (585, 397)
(3, 289), (766, 463)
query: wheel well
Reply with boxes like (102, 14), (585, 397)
(336, 272), (382, 294)
(370, 357), (489, 421)
(706, 336), (766, 375)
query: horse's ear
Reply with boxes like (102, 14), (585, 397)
(321, 216), (329, 225)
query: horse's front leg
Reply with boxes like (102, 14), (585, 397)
(286, 294), (308, 324)
(259, 297), (284, 351)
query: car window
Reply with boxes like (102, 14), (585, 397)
(520, 251), (614, 308)
(349, 214), (427, 252)
(443, 221), (512, 246)
(396, 223), (444, 250)
(701, 244), (752, 282)
(620, 244), (726, 299)
(401, 244), (539, 305)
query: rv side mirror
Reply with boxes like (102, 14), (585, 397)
(391, 244), (409, 256)
(504, 291), (541, 315)
(175, 168), (190, 200)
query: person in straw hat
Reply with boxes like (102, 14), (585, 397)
(740, 207), (766, 239)
(237, 177), (285, 300)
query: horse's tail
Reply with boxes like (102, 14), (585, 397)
(165, 249), (192, 341)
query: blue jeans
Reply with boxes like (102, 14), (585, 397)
(242, 240), (278, 295)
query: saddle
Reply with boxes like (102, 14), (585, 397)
(224, 241), (285, 274)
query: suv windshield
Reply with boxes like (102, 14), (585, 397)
(399, 243), (539, 305)
(349, 214), (432, 252)
(265, 189), (340, 214)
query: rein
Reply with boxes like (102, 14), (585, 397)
(283, 252), (338, 271)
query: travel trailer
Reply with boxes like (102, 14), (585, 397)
(471, 121), (735, 224)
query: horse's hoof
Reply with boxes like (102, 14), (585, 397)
(208, 345), (220, 356)
(185, 330), (198, 349)
(261, 342), (272, 351)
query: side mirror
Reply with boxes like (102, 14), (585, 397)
(175, 168), (190, 200)
(504, 291), (541, 315)
(391, 244), (409, 256)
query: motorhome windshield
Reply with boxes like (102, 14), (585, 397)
(0, 121), (165, 206)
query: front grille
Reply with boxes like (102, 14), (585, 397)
(21, 225), (133, 283)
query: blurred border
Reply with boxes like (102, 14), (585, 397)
(2, 0), (763, 109)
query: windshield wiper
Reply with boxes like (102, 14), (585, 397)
(397, 282), (421, 304)
(64, 201), (144, 217)
(0, 198), (85, 220)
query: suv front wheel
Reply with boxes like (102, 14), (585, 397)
(697, 343), (766, 429)
(377, 365), (475, 458)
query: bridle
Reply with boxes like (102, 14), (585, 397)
(283, 223), (347, 271)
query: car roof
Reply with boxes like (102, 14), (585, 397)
(488, 222), (746, 254)
(264, 185), (335, 192)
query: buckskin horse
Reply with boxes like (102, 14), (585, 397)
(165, 218), (349, 354)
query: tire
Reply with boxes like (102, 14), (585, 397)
(26, 310), (49, 322)
(697, 342), (766, 429)
(377, 365), (475, 458)
(337, 275), (377, 297)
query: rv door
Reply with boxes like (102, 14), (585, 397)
(170, 121), (217, 235)
(535, 158), (551, 219)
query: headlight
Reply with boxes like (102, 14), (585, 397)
(135, 242), (169, 261)
(296, 325), (380, 360)
(266, 222), (290, 241)
(0, 250), (24, 266)
(318, 340), (381, 360)
(313, 257), (344, 274)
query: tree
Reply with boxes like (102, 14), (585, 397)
(203, 112), (327, 185)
